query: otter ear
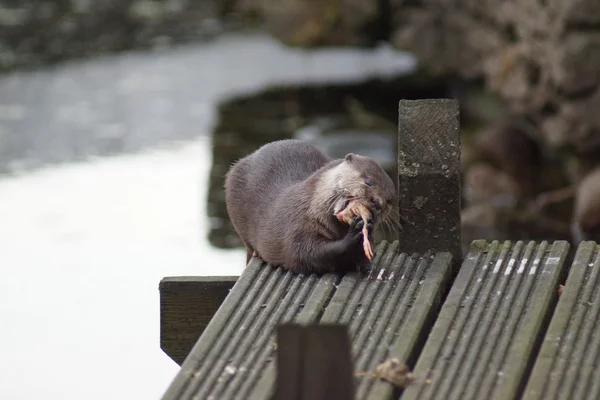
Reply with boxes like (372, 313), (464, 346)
(345, 153), (355, 161)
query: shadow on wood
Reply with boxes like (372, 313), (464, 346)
(159, 276), (238, 365)
(275, 324), (355, 400)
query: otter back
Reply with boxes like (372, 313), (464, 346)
(225, 140), (330, 261)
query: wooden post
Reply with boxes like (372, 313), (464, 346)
(159, 276), (238, 365)
(274, 324), (355, 400)
(398, 99), (462, 270)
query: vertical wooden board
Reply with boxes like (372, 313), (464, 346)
(522, 241), (600, 400)
(274, 324), (355, 400)
(159, 276), (238, 365)
(397, 99), (461, 269)
(400, 240), (570, 400)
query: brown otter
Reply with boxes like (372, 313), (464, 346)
(224, 139), (397, 275)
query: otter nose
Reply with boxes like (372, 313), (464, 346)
(371, 197), (383, 210)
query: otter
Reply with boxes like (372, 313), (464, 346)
(224, 139), (397, 275)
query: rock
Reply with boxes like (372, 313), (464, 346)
(463, 162), (520, 208)
(549, 33), (600, 96)
(542, 88), (600, 152)
(393, 0), (600, 155)
(252, 0), (382, 47)
(473, 121), (542, 197)
(392, 5), (506, 79)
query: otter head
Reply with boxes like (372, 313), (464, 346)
(328, 153), (397, 227)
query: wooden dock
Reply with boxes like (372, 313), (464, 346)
(158, 99), (599, 400)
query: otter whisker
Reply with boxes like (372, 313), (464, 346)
(329, 193), (356, 214)
(324, 193), (343, 212)
(379, 210), (401, 235)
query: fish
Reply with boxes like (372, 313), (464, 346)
(336, 201), (374, 261)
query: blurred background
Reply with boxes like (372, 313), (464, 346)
(0, 0), (599, 399)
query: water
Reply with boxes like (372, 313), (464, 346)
(0, 140), (243, 400)
(0, 33), (415, 399)
(0, 32), (416, 174)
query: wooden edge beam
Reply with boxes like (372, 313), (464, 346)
(274, 324), (355, 400)
(159, 276), (238, 365)
(398, 99), (461, 271)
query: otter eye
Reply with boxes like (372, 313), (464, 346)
(364, 177), (373, 186)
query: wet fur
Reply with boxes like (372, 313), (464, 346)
(225, 139), (396, 275)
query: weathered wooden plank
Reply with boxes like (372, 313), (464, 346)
(359, 248), (453, 400)
(398, 99), (462, 269)
(224, 267), (336, 400)
(160, 241), (453, 400)
(159, 276), (238, 365)
(274, 324), (355, 400)
(250, 241), (453, 400)
(241, 269), (337, 400)
(400, 240), (570, 400)
(161, 257), (339, 400)
(523, 241), (600, 400)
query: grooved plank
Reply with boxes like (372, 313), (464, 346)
(160, 240), (454, 400)
(321, 242), (452, 400)
(523, 241), (600, 400)
(400, 240), (570, 400)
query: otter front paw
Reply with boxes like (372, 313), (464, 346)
(350, 215), (374, 234)
(347, 215), (373, 242)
